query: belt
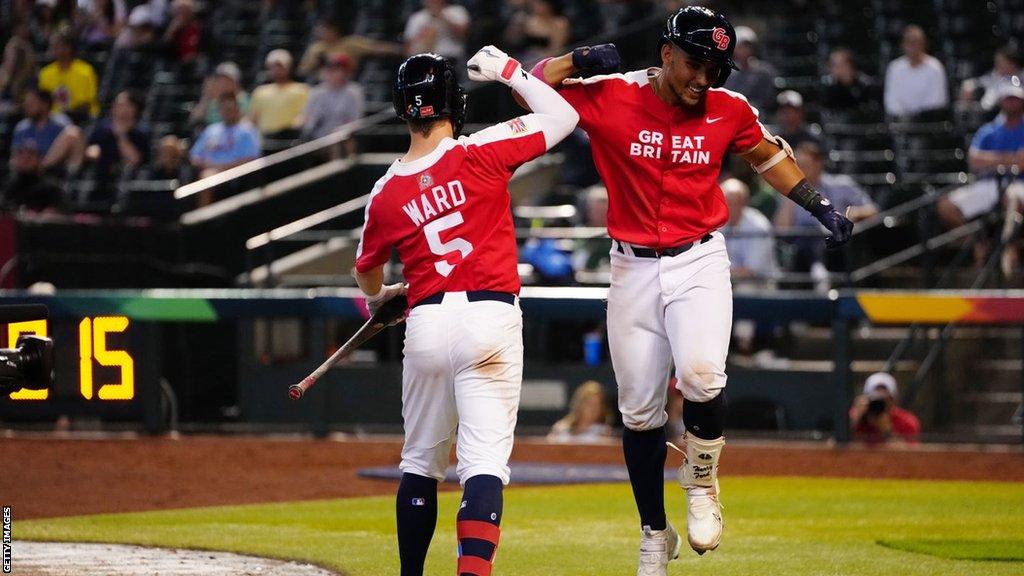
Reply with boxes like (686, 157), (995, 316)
(616, 233), (713, 258)
(414, 290), (517, 308)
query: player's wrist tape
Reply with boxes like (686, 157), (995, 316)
(788, 179), (833, 218)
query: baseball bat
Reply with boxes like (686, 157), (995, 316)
(288, 293), (408, 400)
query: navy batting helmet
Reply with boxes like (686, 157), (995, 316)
(660, 6), (739, 88)
(393, 53), (467, 136)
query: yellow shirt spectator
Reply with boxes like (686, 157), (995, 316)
(38, 58), (99, 118)
(249, 81), (310, 134)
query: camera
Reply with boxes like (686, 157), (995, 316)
(866, 398), (889, 416)
(0, 304), (54, 396)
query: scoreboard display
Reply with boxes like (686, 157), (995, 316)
(1, 314), (162, 430)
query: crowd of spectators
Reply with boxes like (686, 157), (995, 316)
(2, 1), (1022, 291)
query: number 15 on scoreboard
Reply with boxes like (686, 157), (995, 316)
(7, 316), (135, 401)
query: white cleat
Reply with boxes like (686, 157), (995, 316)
(674, 433), (725, 555)
(637, 522), (682, 576)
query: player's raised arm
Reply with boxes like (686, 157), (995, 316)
(529, 44), (622, 88)
(467, 45), (579, 149)
(740, 135), (854, 250)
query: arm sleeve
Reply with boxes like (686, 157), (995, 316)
(730, 98), (764, 153)
(354, 194), (392, 273)
(883, 63), (901, 116)
(507, 68), (579, 150)
(556, 81), (605, 131)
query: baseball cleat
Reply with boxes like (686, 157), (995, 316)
(636, 522), (682, 576)
(675, 433), (725, 554)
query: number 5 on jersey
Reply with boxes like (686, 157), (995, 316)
(425, 212), (473, 277)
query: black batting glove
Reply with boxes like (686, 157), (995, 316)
(572, 44), (620, 73)
(807, 199), (854, 250)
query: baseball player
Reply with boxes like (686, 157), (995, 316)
(530, 7), (853, 574)
(353, 48), (579, 576)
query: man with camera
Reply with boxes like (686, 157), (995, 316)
(849, 372), (921, 445)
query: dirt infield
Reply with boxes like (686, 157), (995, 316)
(2, 434), (1022, 521)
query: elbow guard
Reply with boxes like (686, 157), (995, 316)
(753, 126), (794, 174)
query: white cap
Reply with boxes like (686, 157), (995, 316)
(863, 372), (898, 399)
(735, 26), (758, 45)
(999, 76), (1024, 101)
(777, 90), (804, 108)
(265, 49), (293, 69)
(214, 61), (242, 83)
(128, 5), (153, 26)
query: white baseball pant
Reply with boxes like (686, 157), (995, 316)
(607, 232), (733, 431)
(399, 292), (523, 485)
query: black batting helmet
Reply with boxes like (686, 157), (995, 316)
(393, 53), (467, 136)
(660, 6), (739, 88)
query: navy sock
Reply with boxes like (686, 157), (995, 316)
(683, 394), (725, 439)
(622, 426), (667, 530)
(396, 473), (438, 576)
(456, 474), (503, 576)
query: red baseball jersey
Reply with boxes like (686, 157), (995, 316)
(558, 69), (764, 249)
(355, 118), (546, 307)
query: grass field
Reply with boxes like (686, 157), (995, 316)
(17, 476), (1024, 576)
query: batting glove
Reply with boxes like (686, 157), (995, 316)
(365, 283), (406, 316)
(572, 43), (621, 73)
(467, 45), (524, 86)
(811, 204), (854, 250)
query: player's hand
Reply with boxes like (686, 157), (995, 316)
(366, 283), (406, 316)
(571, 44), (620, 73)
(815, 209), (854, 250)
(467, 45), (522, 85)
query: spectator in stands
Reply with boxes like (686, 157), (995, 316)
(146, 134), (188, 181)
(0, 17), (37, 111)
(12, 87), (84, 174)
(937, 78), (1024, 265)
(572, 184), (612, 274)
(821, 47), (880, 116)
(883, 25), (948, 119)
(403, 0), (470, 62)
(83, 89), (149, 203)
(38, 31), (99, 122)
(775, 142), (877, 283)
(546, 380), (613, 443)
(249, 49), (309, 148)
(723, 25), (777, 114)
(1, 140), (64, 212)
(774, 90), (820, 148)
(190, 91), (260, 180)
(503, 0), (571, 65)
(721, 178), (776, 284)
(189, 62), (249, 129)
(31, 0), (60, 52)
(161, 0), (201, 65)
(665, 381), (684, 443)
(75, 0), (127, 47)
(850, 372), (920, 445)
(298, 54), (364, 145)
(960, 46), (1023, 112)
(297, 19), (402, 79)
(116, 5), (159, 49)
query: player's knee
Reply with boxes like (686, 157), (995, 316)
(677, 361), (725, 403)
(621, 406), (668, 431)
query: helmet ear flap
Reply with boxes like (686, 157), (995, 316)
(713, 66), (731, 88)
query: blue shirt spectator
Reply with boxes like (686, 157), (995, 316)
(13, 111), (70, 155)
(189, 92), (260, 180)
(939, 79), (1024, 228)
(722, 178), (776, 282)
